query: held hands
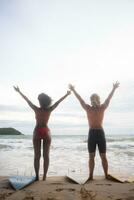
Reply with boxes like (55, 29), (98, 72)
(13, 86), (20, 92)
(67, 90), (71, 95)
(113, 81), (120, 90)
(68, 84), (75, 91)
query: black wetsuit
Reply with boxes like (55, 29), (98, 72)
(88, 128), (106, 153)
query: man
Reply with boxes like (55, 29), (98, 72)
(69, 82), (119, 180)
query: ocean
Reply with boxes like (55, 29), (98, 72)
(0, 132), (134, 178)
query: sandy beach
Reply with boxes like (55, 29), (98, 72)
(0, 176), (134, 200)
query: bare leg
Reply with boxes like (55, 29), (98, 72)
(33, 135), (41, 181)
(87, 153), (95, 181)
(100, 153), (108, 178)
(42, 134), (51, 181)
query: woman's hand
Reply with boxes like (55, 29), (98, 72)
(67, 90), (71, 95)
(13, 86), (20, 92)
(68, 84), (75, 91)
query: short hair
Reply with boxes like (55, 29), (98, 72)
(90, 93), (100, 107)
(38, 93), (52, 109)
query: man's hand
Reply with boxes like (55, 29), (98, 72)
(113, 82), (120, 90)
(13, 86), (20, 92)
(68, 84), (75, 91)
(67, 90), (71, 95)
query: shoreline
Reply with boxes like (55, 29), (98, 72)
(0, 176), (134, 200)
(0, 134), (134, 178)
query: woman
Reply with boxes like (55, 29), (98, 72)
(14, 86), (71, 181)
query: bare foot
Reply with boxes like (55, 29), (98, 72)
(35, 176), (39, 181)
(84, 177), (93, 184)
(105, 174), (111, 180)
(42, 176), (46, 181)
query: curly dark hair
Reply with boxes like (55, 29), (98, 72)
(38, 93), (52, 109)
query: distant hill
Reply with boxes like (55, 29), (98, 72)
(0, 128), (23, 135)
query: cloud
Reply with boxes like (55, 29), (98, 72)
(0, 1), (134, 135)
(0, 104), (27, 112)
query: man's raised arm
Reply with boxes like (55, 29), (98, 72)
(69, 84), (87, 110)
(103, 81), (120, 108)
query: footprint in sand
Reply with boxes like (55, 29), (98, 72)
(95, 184), (103, 185)
(129, 188), (134, 192)
(47, 198), (57, 200)
(80, 187), (96, 200)
(24, 197), (34, 200)
(0, 192), (13, 200)
(55, 188), (63, 192)
(105, 183), (112, 186)
(115, 199), (123, 200)
(50, 183), (63, 185)
(55, 188), (75, 192)
(68, 188), (75, 192)
(124, 197), (134, 200)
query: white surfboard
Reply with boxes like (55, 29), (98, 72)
(66, 174), (88, 184)
(107, 174), (131, 183)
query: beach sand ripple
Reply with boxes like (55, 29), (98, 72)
(0, 176), (134, 200)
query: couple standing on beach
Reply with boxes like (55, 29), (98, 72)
(14, 82), (119, 181)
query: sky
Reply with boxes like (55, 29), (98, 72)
(0, 0), (134, 135)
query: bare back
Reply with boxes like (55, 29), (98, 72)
(86, 105), (106, 129)
(34, 107), (51, 127)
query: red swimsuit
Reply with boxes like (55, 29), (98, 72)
(36, 127), (50, 138)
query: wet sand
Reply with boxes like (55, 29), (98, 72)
(0, 176), (134, 200)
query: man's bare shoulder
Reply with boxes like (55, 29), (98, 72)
(85, 104), (92, 110)
(100, 103), (108, 110)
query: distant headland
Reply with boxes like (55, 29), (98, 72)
(0, 128), (23, 135)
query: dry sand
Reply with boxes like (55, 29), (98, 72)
(0, 176), (134, 200)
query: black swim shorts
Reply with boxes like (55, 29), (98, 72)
(88, 128), (106, 153)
